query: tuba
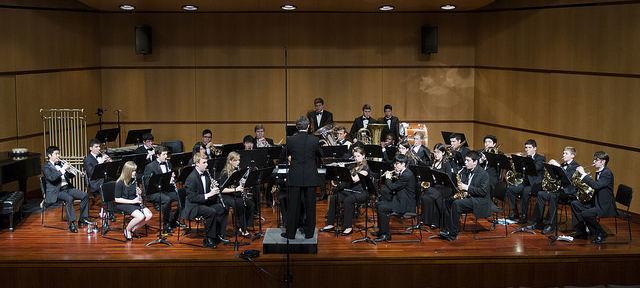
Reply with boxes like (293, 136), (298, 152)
(367, 124), (386, 146)
(571, 169), (595, 203)
(315, 124), (338, 146)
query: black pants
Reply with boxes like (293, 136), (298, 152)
(147, 190), (179, 227)
(506, 183), (531, 218)
(58, 187), (89, 224)
(420, 185), (452, 227)
(448, 198), (475, 235)
(223, 194), (255, 231)
(285, 186), (317, 238)
(570, 200), (603, 235)
(193, 203), (227, 239)
(375, 200), (394, 235)
(532, 190), (560, 226)
(326, 189), (367, 229)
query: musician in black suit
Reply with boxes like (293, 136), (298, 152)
(570, 151), (616, 244)
(479, 135), (500, 192)
(420, 143), (456, 229)
(440, 151), (497, 241)
(134, 133), (156, 162)
(187, 142), (206, 166)
(505, 139), (545, 224)
(411, 132), (432, 167)
(396, 140), (422, 166)
(449, 133), (469, 170)
(217, 151), (255, 237)
(83, 138), (112, 195)
(43, 146), (90, 233)
(201, 129), (215, 159)
(379, 104), (400, 142)
(373, 154), (417, 242)
(253, 124), (275, 148)
(529, 146), (580, 235)
(306, 97), (334, 133)
(282, 116), (324, 239)
(349, 104), (375, 142)
(143, 146), (180, 233)
(183, 153), (228, 248)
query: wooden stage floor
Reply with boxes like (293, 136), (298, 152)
(1, 201), (640, 288)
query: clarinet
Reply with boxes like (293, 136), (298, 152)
(131, 179), (145, 210)
(208, 172), (225, 208)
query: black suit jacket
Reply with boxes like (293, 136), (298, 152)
(143, 160), (173, 189)
(134, 145), (155, 162)
(379, 116), (400, 140)
(583, 167), (616, 217)
(524, 153), (546, 186)
(349, 116), (376, 139)
(460, 166), (498, 218)
(286, 132), (323, 187)
(306, 110), (334, 133)
(412, 145), (432, 167)
(83, 153), (102, 193)
(561, 160), (580, 195)
(452, 146), (471, 170)
(42, 162), (77, 205)
(182, 169), (217, 219)
(380, 168), (417, 213)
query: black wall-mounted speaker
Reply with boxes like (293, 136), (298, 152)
(135, 25), (152, 55)
(421, 26), (438, 54)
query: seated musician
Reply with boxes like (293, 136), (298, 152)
(505, 139), (545, 224)
(114, 161), (153, 241)
(439, 151), (497, 241)
(187, 142), (206, 166)
(143, 146), (180, 234)
(381, 133), (397, 163)
(372, 154), (417, 242)
(570, 151), (616, 244)
(43, 146), (90, 233)
(411, 132), (432, 167)
(448, 133), (469, 170)
(84, 138), (112, 196)
(420, 143), (456, 229)
(253, 124), (275, 148)
(134, 133), (156, 162)
(201, 129), (215, 159)
(183, 154), (229, 248)
(528, 146), (579, 235)
(306, 97), (334, 133)
(217, 151), (255, 237)
(335, 126), (352, 148)
(396, 140), (422, 166)
(479, 135), (500, 192)
(349, 104), (375, 142)
(320, 147), (371, 236)
(379, 104), (400, 143)
(242, 135), (255, 150)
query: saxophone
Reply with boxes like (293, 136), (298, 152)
(452, 168), (469, 200)
(571, 169), (595, 203)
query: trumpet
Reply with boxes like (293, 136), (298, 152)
(60, 160), (84, 176)
(256, 138), (271, 148)
(453, 168), (469, 200)
(382, 170), (399, 181)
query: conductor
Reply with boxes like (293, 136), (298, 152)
(282, 116), (324, 239)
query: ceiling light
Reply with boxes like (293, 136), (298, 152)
(119, 4), (135, 11)
(440, 4), (456, 10)
(182, 5), (198, 11)
(378, 5), (395, 11)
(281, 4), (296, 11)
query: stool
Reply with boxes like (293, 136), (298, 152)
(1, 191), (25, 231)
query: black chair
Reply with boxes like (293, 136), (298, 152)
(388, 186), (422, 243)
(100, 181), (129, 242)
(600, 184), (633, 244)
(175, 188), (205, 247)
(462, 182), (508, 240)
(40, 176), (75, 230)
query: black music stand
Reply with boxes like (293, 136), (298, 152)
(220, 143), (244, 157)
(363, 145), (383, 160)
(238, 149), (269, 169)
(483, 152), (511, 200)
(258, 146), (284, 165)
(220, 168), (250, 251)
(543, 164), (572, 243)
(510, 155), (540, 234)
(145, 171), (173, 246)
(175, 166), (195, 184)
(324, 165), (353, 237)
(95, 128), (120, 150)
(285, 124), (297, 137)
(383, 146), (397, 163)
(428, 169), (459, 239)
(352, 173), (377, 246)
(441, 131), (469, 147)
(121, 153), (147, 174)
(207, 157), (226, 179)
(321, 145), (349, 159)
(125, 129), (152, 145)
(169, 151), (192, 169)
(408, 165), (434, 232)
(246, 167), (274, 240)
(91, 160), (123, 183)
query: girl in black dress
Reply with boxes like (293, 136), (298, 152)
(115, 161), (153, 240)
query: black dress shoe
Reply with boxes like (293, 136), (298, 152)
(78, 218), (93, 228)
(517, 217), (528, 224)
(373, 234), (391, 242)
(569, 230), (589, 240)
(280, 232), (295, 240)
(320, 226), (335, 232)
(542, 225), (555, 235)
(438, 231), (457, 242)
(507, 213), (518, 221)
(217, 235), (230, 244)
(203, 237), (217, 248)
(370, 231), (382, 237)
(592, 233), (607, 244)
(69, 222), (78, 233)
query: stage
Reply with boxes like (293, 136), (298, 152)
(1, 201), (639, 288)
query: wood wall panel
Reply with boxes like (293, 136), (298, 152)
(99, 13), (195, 67)
(475, 4), (640, 74)
(12, 9), (99, 71)
(101, 69), (196, 122)
(194, 14), (286, 66)
(0, 9), (16, 72)
(474, 123), (640, 212)
(381, 13), (475, 66)
(0, 76), (17, 140)
(195, 69), (285, 121)
(382, 68), (475, 121)
(287, 68), (383, 122)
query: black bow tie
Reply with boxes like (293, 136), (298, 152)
(200, 171), (208, 177)
(147, 147), (154, 151)
(315, 112), (322, 115)
(160, 162), (167, 166)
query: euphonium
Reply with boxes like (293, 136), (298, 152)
(571, 169), (595, 203)
(505, 160), (524, 186)
(453, 168), (469, 200)
(541, 169), (561, 192)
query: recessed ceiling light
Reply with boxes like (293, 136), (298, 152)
(281, 4), (296, 11)
(378, 5), (395, 11)
(119, 4), (135, 11)
(440, 4), (456, 10)
(182, 5), (198, 11)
